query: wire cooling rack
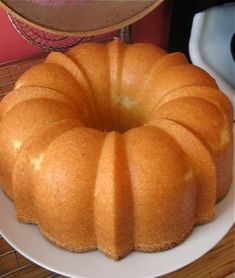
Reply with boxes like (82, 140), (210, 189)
(8, 13), (130, 52)
(8, 14), (123, 52)
(0, 56), (44, 97)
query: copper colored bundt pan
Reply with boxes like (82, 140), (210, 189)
(0, 0), (165, 36)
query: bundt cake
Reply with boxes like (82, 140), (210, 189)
(0, 40), (233, 260)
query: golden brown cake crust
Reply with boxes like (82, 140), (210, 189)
(134, 227), (193, 253)
(39, 220), (194, 261)
(0, 40), (233, 260)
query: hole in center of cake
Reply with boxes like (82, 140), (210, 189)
(95, 95), (143, 133)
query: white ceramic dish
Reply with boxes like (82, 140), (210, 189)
(0, 165), (234, 278)
(189, 3), (235, 113)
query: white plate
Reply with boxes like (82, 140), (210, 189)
(189, 3), (235, 112)
(0, 171), (234, 278)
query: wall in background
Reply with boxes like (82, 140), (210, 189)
(0, 8), (41, 65)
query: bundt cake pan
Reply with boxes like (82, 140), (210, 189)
(0, 0), (165, 36)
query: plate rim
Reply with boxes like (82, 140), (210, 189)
(0, 181), (234, 278)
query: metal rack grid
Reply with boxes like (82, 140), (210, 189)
(0, 234), (32, 277)
(8, 14), (128, 52)
(0, 56), (44, 97)
(0, 57), (65, 278)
